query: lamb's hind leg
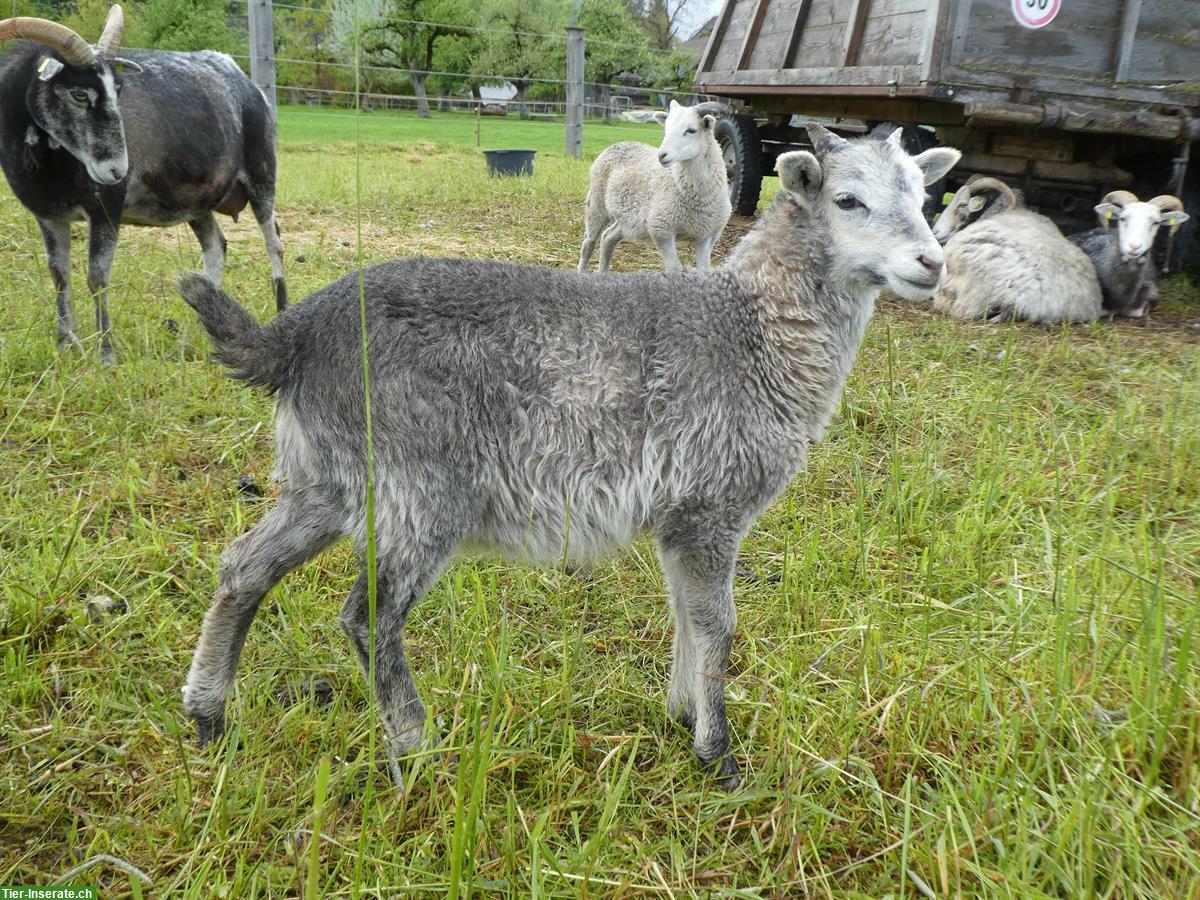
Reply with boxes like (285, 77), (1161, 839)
(338, 506), (470, 787)
(578, 190), (607, 272)
(656, 525), (741, 789)
(183, 487), (343, 744)
(597, 222), (624, 273)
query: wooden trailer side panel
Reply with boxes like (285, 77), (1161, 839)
(696, 0), (1199, 110)
(699, 0), (938, 76)
(1123, 5), (1200, 85)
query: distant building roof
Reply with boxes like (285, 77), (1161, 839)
(681, 15), (717, 54)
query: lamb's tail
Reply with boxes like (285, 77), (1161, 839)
(176, 272), (290, 392)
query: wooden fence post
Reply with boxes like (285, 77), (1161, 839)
(248, 0), (277, 109)
(565, 26), (585, 159)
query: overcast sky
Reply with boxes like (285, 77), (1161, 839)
(675, 0), (724, 39)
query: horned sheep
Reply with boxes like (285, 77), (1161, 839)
(0, 5), (287, 364)
(931, 177), (1103, 324)
(1069, 190), (1190, 319)
(578, 100), (732, 273)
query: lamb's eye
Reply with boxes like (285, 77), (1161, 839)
(835, 194), (861, 211)
(684, 127), (696, 135)
(69, 89), (89, 104)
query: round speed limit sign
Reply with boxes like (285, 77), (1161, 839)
(1012, 0), (1062, 28)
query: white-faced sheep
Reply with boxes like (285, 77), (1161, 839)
(578, 100), (732, 273)
(931, 178), (1103, 324)
(179, 125), (959, 789)
(1069, 191), (1190, 318)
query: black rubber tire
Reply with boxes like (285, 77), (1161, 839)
(1173, 167), (1200, 279)
(715, 114), (762, 216)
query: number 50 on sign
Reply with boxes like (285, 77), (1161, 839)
(1012, 0), (1062, 28)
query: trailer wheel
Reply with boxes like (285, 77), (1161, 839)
(715, 114), (762, 216)
(1174, 171), (1199, 278)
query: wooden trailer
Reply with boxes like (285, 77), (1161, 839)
(694, 0), (1200, 270)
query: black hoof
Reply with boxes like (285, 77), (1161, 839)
(700, 753), (741, 790)
(195, 713), (225, 746)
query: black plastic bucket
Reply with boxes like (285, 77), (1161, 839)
(484, 149), (536, 176)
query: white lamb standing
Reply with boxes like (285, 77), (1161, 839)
(578, 100), (732, 273)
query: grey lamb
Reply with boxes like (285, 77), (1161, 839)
(179, 125), (959, 789)
(578, 100), (732, 273)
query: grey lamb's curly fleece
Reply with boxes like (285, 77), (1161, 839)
(178, 125), (959, 790)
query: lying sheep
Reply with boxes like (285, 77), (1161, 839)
(931, 176), (1022, 243)
(931, 177), (1102, 324)
(1069, 191), (1190, 318)
(179, 125), (959, 789)
(578, 100), (732, 272)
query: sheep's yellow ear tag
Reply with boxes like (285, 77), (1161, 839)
(941, 191), (956, 206)
(37, 56), (64, 82)
(967, 196), (985, 212)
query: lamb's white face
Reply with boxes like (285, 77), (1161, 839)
(653, 100), (714, 167)
(777, 126), (962, 302)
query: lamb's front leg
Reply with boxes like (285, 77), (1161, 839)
(652, 231), (683, 272)
(694, 234), (717, 270)
(657, 537), (740, 788)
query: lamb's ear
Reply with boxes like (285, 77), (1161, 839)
(1094, 203), (1120, 228)
(778, 150), (822, 206)
(1162, 210), (1191, 228)
(702, 114), (715, 130)
(669, 99), (680, 111)
(912, 147), (960, 185)
(887, 127), (904, 146)
(653, 110), (669, 126)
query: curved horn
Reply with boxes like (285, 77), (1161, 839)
(96, 4), (124, 57)
(966, 177), (1019, 209)
(1148, 194), (1184, 213)
(1102, 190), (1139, 209)
(692, 100), (730, 115)
(0, 16), (94, 66)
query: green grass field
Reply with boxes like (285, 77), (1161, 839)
(1, 110), (1199, 898)
(276, 103), (666, 157)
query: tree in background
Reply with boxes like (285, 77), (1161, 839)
(576, 0), (651, 112)
(274, 0), (347, 98)
(351, 0), (474, 117)
(127, 0), (234, 53)
(473, 0), (561, 118)
(625, 0), (696, 51)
